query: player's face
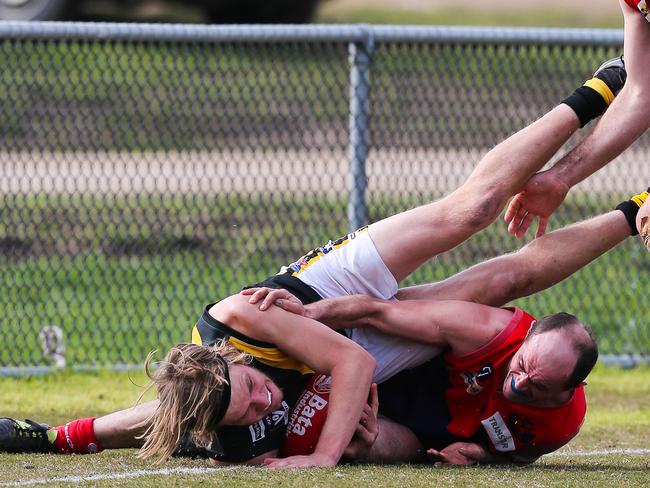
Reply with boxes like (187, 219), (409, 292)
(220, 364), (284, 426)
(502, 330), (576, 405)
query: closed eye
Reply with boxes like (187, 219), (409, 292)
(520, 357), (549, 391)
(236, 374), (254, 423)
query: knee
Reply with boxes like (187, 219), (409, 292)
(456, 186), (506, 231)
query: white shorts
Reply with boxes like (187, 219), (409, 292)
(283, 227), (441, 384)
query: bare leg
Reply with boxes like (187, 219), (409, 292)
(369, 104), (580, 282)
(93, 400), (156, 449)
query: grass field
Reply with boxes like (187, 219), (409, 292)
(317, 0), (624, 28)
(0, 365), (648, 486)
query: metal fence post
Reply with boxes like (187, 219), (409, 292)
(347, 28), (374, 233)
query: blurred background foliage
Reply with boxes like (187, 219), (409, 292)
(0, 0), (625, 27)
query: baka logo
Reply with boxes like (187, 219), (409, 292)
(460, 364), (493, 395)
(506, 413), (535, 445)
(311, 374), (331, 394)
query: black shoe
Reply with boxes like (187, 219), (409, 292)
(593, 56), (626, 97)
(0, 417), (57, 453)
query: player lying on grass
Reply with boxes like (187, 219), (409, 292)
(504, 0), (650, 238)
(247, 189), (649, 465)
(0, 56), (632, 468)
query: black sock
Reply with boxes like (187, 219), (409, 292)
(562, 86), (608, 127)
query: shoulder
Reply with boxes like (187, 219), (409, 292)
(441, 303), (515, 357)
(208, 293), (269, 340)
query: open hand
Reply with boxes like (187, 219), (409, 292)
(263, 452), (337, 469)
(504, 171), (570, 238)
(241, 287), (306, 314)
(426, 442), (491, 466)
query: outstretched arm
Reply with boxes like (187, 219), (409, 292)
(310, 297), (512, 357)
(399, 209), (632, 306)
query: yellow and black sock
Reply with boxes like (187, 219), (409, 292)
(616, 189), (650, 235)
(562, 82), (611, 128)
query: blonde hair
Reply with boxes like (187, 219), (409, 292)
(137, 342), (252, 465)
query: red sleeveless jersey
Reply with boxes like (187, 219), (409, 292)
(444, 308), (587, 458)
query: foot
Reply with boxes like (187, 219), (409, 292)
(0, 417), (57, 453)
(592, 56), (627, 98)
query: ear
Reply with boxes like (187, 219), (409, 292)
(524, 321), (536, 339)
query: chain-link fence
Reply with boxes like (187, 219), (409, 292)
(0, 23), (647, 373)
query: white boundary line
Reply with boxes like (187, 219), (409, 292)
(546, 448), (650, 457)
(2, 449), (650, 487)
(0, 466), (237, 487)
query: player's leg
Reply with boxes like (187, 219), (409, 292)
(369, 103), (581, 283)
(93, 400), (154, 449)
(0, 400), (154, 454)
(370, 54), (629, 283)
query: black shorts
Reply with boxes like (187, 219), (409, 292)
(377, 355), (456, 450)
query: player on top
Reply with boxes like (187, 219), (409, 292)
(0, 56), (634, 467)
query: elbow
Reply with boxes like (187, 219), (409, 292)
(487, 258), (535, 305)
(355, 346), (376, 382)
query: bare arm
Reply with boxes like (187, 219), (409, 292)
(427, 442), (540, 466)
(212, 294), (375, 468)
(399, 210), (631, 306)
(309, 297), (511, 357)
(505, 2), (650, 238)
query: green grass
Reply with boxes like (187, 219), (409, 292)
(0, 366), (648, 486)
(316, 6), (624, 29)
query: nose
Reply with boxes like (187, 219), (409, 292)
(252, 387), (268, 411)
(511, 372), (530, 396)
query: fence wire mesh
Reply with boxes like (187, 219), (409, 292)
(0, 24), (647, 372)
